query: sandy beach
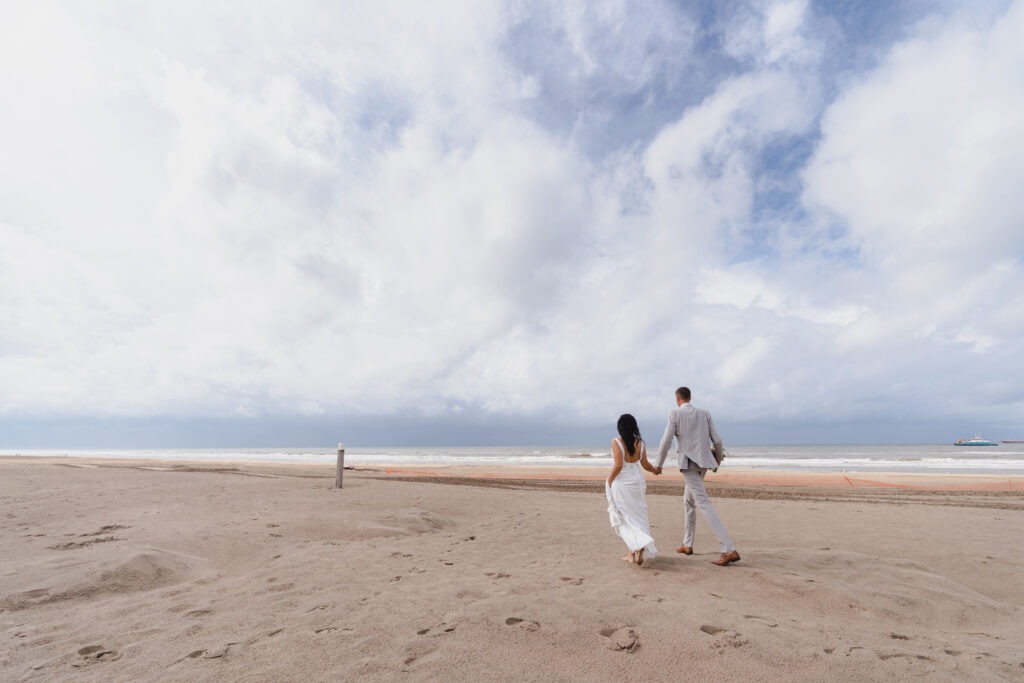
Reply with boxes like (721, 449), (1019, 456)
(2, 456), (1022, 681)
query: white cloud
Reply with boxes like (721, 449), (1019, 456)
(717, 336), (772, 388)
(641, 67), (819, 268)
(720, 0), (820, 68)
(804, 3), (1024, 267)
(507, 0), (696, 95)
(798, 0), (1024, 418)
(0, 1), (1021, 438)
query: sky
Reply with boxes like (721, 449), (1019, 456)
(1, 1), (1022, 447)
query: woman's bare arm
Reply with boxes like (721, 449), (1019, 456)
(640, 442), (658, 474)
(607, 439), (623, 486)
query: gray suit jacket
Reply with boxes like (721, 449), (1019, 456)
(656, 403), (722, 471)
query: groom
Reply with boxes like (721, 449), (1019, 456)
(654, 387), (741, 566)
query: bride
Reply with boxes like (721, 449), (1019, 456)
(605, 414), (659, 566)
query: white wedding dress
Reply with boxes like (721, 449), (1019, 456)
(606, 438), (657, 559)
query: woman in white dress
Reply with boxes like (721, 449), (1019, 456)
(606, 414), (659, 566)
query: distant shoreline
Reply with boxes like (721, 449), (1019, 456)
(3, 455), (1023, 493)
(4, 442), (1024, 477)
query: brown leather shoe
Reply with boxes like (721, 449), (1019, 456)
(676, 545), (693, 555)
(712, 550), (741, 566)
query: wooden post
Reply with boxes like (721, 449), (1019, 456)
(335, 442), (346, 489)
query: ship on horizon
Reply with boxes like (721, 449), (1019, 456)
(954, 437), (999, 446)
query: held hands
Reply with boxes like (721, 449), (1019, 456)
(653, 466), (663, 476)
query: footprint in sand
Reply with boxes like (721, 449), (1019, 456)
(505, 617), (540, 632)
(185, 609), (213, 618)
(600, 627), (639, 652)
(176, 644), (238, 662)
(417, 622), (456, 637)
(877, 651), (933, 662)
(48, 536), (122, 550)
(80, 524), (130, 537)
(203, 643), (238, 659)
(560, 577), (583, 585)
(391, 552), (413, 559)
(402, 641), (440, 668)
(76, 645), (121, 663)
(266, 582), (295, 593)
(313, 626), (354, 638)
(966, 632), (1005, 640)
(486, 572), (511, 579)
(743, 614), (778, 628)
(700, 625), (748, 648)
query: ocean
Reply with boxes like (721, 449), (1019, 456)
(5, 443), (1024, 474)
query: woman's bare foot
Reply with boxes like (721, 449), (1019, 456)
(636, 548), (645, 566)
(622, 553), (635, 563)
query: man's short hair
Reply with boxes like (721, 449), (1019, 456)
(676, 386), (691, 401)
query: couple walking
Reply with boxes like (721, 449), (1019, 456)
(605, 386), (741, 567)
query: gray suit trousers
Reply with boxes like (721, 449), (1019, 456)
(682, 459), (735, 553)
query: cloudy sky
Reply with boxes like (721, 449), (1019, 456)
(1, 1), (1022, 447)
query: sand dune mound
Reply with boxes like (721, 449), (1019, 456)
(91, 548), (195, 593)
(2, 548), (198, 611)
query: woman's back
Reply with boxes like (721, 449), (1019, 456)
(614, 438), (646, 482)
(619, 437), (645, 462)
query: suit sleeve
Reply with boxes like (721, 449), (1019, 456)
(656, 411), (675, 468)
(708, 411), (722, 446)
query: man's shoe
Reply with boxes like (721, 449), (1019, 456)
(712, 550), (741, 566)
(676, 545), (693, 555)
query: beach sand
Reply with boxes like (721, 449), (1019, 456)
(1, 456), (1022, 681)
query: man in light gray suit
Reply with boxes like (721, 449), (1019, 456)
(654, 386), (741, 566)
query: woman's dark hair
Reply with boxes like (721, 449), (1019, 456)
(616, 414), (643, 457)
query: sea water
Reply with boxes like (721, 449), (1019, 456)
(5, 443), (1024, 474)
